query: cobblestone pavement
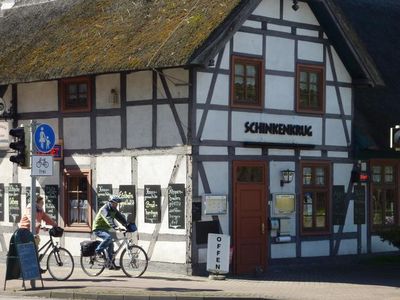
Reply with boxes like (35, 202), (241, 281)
(0, 254), (399, 300)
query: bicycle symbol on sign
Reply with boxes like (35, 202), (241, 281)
(36, 157), (49, 168)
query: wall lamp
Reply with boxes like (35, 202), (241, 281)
(292, 0), (299, 11)
(280, 169), (295, 187)
(110, 89), (119, 104)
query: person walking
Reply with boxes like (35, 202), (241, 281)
(92, 195), (128, 270)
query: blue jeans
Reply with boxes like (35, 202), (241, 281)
(93, 230), (114, 260)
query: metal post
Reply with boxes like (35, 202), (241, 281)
(30, 120), (37, 289)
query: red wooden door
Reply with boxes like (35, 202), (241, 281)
(233, 161), (268, 275)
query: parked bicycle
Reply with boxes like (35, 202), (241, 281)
(37, 226), (74, 280)
(80, 227), (148, 278)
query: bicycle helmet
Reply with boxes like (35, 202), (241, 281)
(49, 226), (64, 237)
(109, 195), (122, 204)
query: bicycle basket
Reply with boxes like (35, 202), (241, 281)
(80, 240), (101, 257)
(49, 226), (64, 237)
(127, 223), (137, 233)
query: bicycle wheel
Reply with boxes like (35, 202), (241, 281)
(120, 245), (148, 278)
(80, 251), (106, 277)
(47, 247), (74, 281)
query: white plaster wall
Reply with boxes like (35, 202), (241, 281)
(214, 42), (230, 70)
(235, 147), (262, 156)
(297, 28), (319, 38)
(198, 247), (207, 263)
(326, 86), (352, 116)
(157, 68), (189, 99)
(196, 73), (229, 106)
(127, 70), (152, 101)
(63, 117), (91, 149)
(266, 36), (295, 72)
(0, 157), (13, 185)
(333, 163), (352, 187)
(18, 81), (58, 112)
(271, 243), (296, 258)
(96, 156), (132, 187)
(331, 47), (352, 83)
(151, 241), (186, 263)
(197, 110), (228, 141)
(325, 119), (351, 146)
(302, 240), (330, 257)
(299, 150), (321, 157)
(326, 52), (334, 81)
(265, 75), (294, 110)
(196, 73), (212, 104)
(269, 149), (295, 156)
(157, 104), (188, 147)
(337, 239), (358, 255)
(199, 146), (228, 155)
(243, 20), (261, 29)
(96, 73), (121, 109)
(96, 115), (121, 149)
(233, 32), (263, 56)
(126, 105), (152, 148)
(267, 24), (291, 33)
(283, 0), (319, 25)
(232, 112), (322, 145)
(252, 0), (280, 19)
(328, 151), (348, 158)
(298, 41), (324, 62)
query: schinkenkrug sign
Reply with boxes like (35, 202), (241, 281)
(244, 122), (312, 136)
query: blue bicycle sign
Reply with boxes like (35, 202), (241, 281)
(34, 124), (55, 153)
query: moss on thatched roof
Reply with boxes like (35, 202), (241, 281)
(0, 0), (241, 84)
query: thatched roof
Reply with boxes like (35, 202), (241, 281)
(0, 0), (383, 88)
(334, 0), (400, 156)
(0, 0), (244, 84)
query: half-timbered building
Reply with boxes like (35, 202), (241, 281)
(0, 0), (397, 275)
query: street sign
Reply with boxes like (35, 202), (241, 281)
(34, 123), (55, 153)
(31, 155), (53, 176)
(206, 233), (230, 274)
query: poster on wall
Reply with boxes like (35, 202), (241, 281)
(354, 185), (365, 225)
(8, 183), (21, 223)
(144, 185), (161, 223)
(332, 185), (346, 225)
(168, 184), (185, 229)
(0, 183), (4, 221)
(26, 187), (40, 204)
(44, 185), (59, 223)
(119, 185), (136, 224)
(97, 184), (112, 209)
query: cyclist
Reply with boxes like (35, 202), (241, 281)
(19, 195), (57, 246)
(92, 195), (129, 270)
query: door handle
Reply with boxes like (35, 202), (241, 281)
(261, 223), (265, 234)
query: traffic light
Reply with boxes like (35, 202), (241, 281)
(9, 126), (29, 167)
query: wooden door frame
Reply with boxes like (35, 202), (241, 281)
(232, 160), (268, 274)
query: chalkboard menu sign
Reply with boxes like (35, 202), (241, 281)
(168, 184), (185, 229)
(26, 187), (40, 204)
(0, 183), (4, 222)
(144, 185), (161, 223)
(192, 202), (202, 222)
(17, 242), (40, 280)
(119, 185), (136, 223)
(45, 185), (59, 223)
(354, 185), (365, 225)
(332, 185), (346, 225)
(97, 184), (112, 209)
(8, 183), (21, 223)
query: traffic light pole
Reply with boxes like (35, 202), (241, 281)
(29, 121), (37, 289)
